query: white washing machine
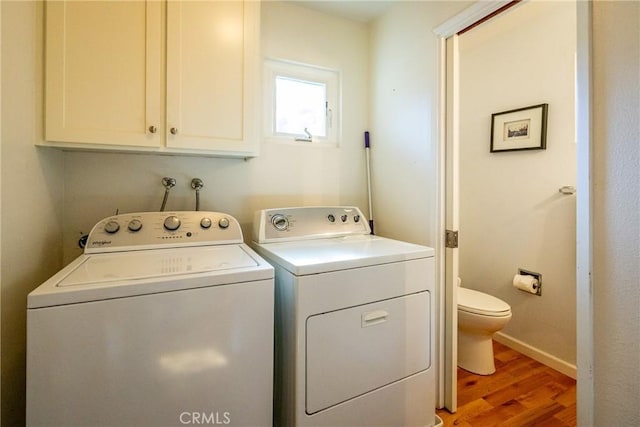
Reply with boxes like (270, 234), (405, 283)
(252, 206), (436, 427)
(27, 211), (274, 427)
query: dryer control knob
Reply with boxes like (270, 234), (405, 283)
(218, 217), (230, 229)
(104, 220), (120, 234)
(127, 219), (143, 232)
(163, 215), (181, 231)
(200, 217), (212, 229)
(271, 214), (289, 231)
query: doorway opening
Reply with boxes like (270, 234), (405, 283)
(434, 1), (592, 424)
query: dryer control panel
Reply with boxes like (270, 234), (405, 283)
(85, 211), (243, 253)
(253, 206), (371, 243)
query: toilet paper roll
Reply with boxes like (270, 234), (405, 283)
(513, 274), (539, 294)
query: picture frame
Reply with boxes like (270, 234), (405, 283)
(490, 103), (548, 152)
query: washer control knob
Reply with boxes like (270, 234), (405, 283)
(200, 217), (212, 229)
(127, 219), (143, 232)
(354, 215), (360, 223)
(218, 217), (230, 229)
(327, 214), (336, 223)
(163, 215), (181, 231)
(341, 214), (348, 223)
(271, 214), (289, 231)
(104, 220), (120, 234)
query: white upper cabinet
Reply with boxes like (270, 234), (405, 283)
(45, 1), (162, 148)
(166, 1), (259, 154)
(44, 1), (260, 158)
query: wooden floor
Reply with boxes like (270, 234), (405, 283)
(436, 341), (576, 427)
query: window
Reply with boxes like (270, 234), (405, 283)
(264, 59), (340, 146)
(275, 76), (327, 138)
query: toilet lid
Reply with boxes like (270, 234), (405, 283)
(458, 287), (511, 316)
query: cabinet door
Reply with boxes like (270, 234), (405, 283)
(45, 1), (161, 147)
(166, 1), (260, 157)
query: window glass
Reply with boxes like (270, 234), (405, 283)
(275, 76), (327, 137)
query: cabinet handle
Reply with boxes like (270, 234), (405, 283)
(170, 127), (178, 135)
(148, 125), (157, 134)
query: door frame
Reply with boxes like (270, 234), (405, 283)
(433, 1), (594, 424)
(0, 2), (3, 420)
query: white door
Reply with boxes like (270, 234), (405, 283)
(443, 35), (460, 412)
(435, 3), (520, 411)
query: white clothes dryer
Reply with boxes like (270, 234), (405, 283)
(252, 206), (437, 427)
(27, 211), (274, 427)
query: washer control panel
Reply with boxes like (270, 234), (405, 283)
(253, 206), (370, 243)
(85, 211), (242, 253)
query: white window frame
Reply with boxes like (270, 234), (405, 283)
(264, 58), (340, 146)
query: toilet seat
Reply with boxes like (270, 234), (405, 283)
(458, 287), (511, 317)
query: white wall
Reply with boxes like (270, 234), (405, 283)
(592, 1), (640, 424)
(62, 1), (370, 264)
(1, 2), (65, 425)
(369, 1), (470, 245)
(458, 1), (577, 369)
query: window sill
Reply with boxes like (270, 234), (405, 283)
(264, 136), (339, 148)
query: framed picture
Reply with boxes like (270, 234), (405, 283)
(490, 103), (548, 152)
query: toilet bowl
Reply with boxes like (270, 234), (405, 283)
(457, 287), (512, 375)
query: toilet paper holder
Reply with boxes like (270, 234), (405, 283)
(517, 268), (542, 296)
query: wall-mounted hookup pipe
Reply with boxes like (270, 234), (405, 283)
(160, 177), (176, 212)
(191, 178), (204, 211)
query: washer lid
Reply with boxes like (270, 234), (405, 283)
(252, 235), (434, 276)
(59, 245), (258, 287)
(28, 244), (274, 308)
(458, 287), (511, 316)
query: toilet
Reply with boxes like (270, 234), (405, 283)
(457, 287), (512, 375)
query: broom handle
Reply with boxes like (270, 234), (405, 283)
(364, 131), (374, 235)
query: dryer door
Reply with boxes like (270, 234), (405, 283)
(305, 291), (430, 414)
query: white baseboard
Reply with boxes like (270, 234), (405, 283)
(494, 332), (577, 379)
